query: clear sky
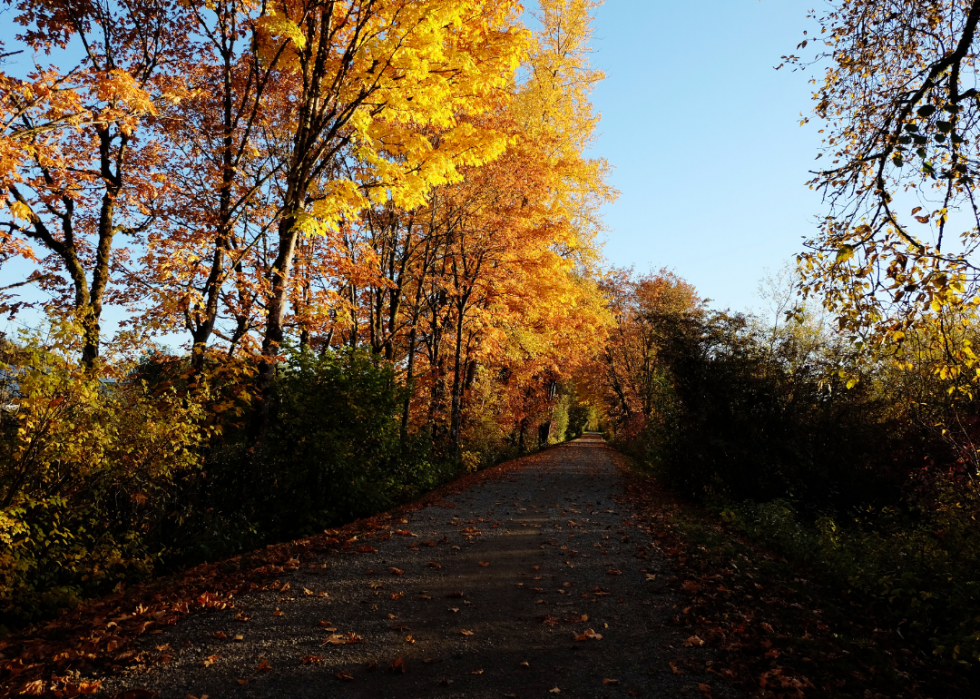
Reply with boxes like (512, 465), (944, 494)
(587, 0), (823, 311)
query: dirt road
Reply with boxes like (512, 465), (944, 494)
(100, 435), (734, 698)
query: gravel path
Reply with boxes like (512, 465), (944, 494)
(101, 435), (737, 698)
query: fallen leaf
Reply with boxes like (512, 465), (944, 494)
(335, 670), (354, 681)
(323, 632), (363, 645)
(233, 634), (244, 642)
(357, 545), (377, 553)
(389, 657), (406, 673)
(460, 629), (474, 636)
(607, 569), (622, 576)
(257, 660), (273, 673)
(390, 567), (404, 575)
(428, 562), (442, 569)
(365, 569), (376, 575)
(681, 580), (700, 594)
(669, 661), (683, 675)
(390, 592), (405, 600)
(211, 631), (227, 640)
(478, 562), (489, 567)
(405, 635), (415, 644)
(575, 628), (603, 641)
(301, 655), (323, 664)
(603, 678), (618, 685)
(520, 661), (530, 668)
(549, 688), (561, 694)
(201, 654), (220, 667)
(471, 669), (484, 675)
(684, 635), (705, 647)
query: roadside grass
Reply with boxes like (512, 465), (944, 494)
(615, 452), (976, 699)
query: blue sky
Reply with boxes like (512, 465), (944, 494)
(587, 0), (822, 311)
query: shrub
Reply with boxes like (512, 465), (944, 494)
(0, 324), (208, 630)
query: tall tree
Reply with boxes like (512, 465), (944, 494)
(251, 0), (525, 401)
(791, 0), (980, 381)
(1, 0), (189, 366)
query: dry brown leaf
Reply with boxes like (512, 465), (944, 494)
(574, 628), (602, 641)
(300, 655), (323, 664)
(200, 654), (220, 667)
(390, 567), (404, 575)
(211, 631), (227, 640)
(471, 669), (484, 675)
(389, 657), (406, 673)
(460, 629), (474, 636)
(427, 561), (442, 569)
(335, 670), (354, 681)
(684, 635), (705, 647)
(603, 678), (618, 685)
(478, 561), (489, 567)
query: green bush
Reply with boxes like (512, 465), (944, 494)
(725, 485), (980, 664)
(250, 346), (455, 535)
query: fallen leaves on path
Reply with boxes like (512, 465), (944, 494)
(389, 658), (406, 673)
(574, 629), (602, 641)
(335, 670), (354, 681)
(300, 655), (322, 664)
(322, 632), (363, 645)
(460, 629), (474, 636)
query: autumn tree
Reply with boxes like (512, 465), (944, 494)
(249, 0), (525, 402)
(790, 0), (980, 382)
(0, 0), (190, 367)
(598, 268), (700, 429)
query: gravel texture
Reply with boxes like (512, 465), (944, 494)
(99, 435), (739, 698)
